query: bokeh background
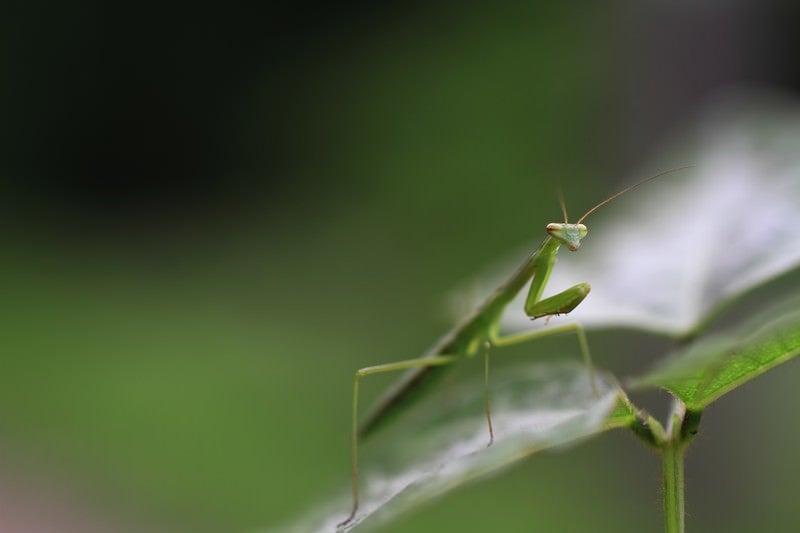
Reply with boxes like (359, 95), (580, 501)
(2, 1), (800, 532)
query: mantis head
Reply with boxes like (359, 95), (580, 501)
(548, 188), (588, 251)
(546, 223), (588, 251)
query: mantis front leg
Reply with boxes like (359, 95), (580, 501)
(505, 236), (597, 394)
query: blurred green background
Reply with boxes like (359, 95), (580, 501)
(2, 2), (800, 532)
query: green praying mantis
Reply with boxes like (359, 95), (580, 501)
(338, 167), (692, 528)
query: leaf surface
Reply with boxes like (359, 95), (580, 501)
(633, 298), (800, 410)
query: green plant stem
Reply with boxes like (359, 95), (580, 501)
(662, 442), (685, 533)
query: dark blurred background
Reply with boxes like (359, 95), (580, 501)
(1, 1), (800, 532)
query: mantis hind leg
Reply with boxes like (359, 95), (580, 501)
(338, 354), (458, 529)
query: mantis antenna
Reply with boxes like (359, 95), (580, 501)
(576, 165), (695, 224)
(556, 188), (569, 223)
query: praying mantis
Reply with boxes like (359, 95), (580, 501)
(339, 168), (692, 528)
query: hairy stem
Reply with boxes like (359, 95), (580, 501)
(662, 441), (685, 533)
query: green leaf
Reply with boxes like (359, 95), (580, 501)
(632, 298), (800, 411)
(272, 363), (629, 533)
